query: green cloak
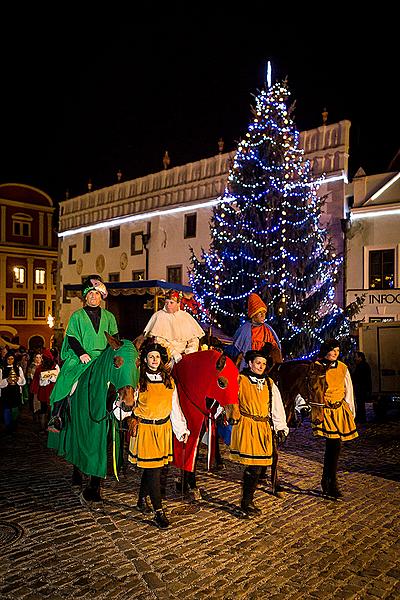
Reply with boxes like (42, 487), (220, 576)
(50, 308), (118, 405)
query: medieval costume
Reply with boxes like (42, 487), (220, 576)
(129, 343), (189, 529)
(0, 351), (26, 433)
(30, 348), (59, 431)
(230, 293), (281, 370)
(48, 275), (118, 508)
(50, 276), (118, 407)
(311, 338), (358, 499)
(143, 290), (204, 364)
(230, 348), (289, 516)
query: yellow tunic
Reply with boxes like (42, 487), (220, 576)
(129, 380), (175, 468)
(312, 361), (358, 441)
(230, 374), (273, 466)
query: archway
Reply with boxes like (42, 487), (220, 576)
(28, 335), (45, 352)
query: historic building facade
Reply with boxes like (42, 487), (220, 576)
(0, 184), (58, 350)
(57, 120), (350, 337)
(345, 168), (400, 322)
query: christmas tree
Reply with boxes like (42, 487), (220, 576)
(190, 79), (351, 359)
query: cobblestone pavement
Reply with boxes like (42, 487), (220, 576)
(1, 406), (399, 600)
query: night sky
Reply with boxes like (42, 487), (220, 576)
(1, 10), (398, 205)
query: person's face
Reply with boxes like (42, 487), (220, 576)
(85, 290), (102, 307)
(145, 351), (161, 371)
(164, 299), (179, 314)
(251, 310), (267, 325)
(325, 347), (340, 361)
(354, 353), (362, 364)
(34, 354), (42, 365)
(249, 357), (267, 375)
(7, 355), (14, 365)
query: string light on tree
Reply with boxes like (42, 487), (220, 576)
(189, 73), (352, 358)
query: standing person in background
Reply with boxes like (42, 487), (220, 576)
(351, 351), (372, 423)
(19, 352), (30, 406)
(311, 339), (358, 499)
(0, 351), (26, 434)
(230, 293), (282, 370)
(30, 348), (60, 432)
(27, 352), (42, 421)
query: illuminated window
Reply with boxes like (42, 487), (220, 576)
(14, 266), (25, 284)
(132, 270), (145, 281)
(369, 249), (395, 289)
(35, 268), (46, 285)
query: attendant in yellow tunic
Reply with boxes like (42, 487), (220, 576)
(230, 348), (289, 517)
(311, 339), (358, 499)
(129, 343), (189, 529)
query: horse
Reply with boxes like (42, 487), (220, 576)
(269, 359), (328, 427)
(48, 334), (140, 488)
(171, 349), (239, 496)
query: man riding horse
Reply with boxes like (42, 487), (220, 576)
(48, 275), (126, 508)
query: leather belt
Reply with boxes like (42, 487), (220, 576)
(240, 410), (271, 423)
(138, 415), (170, 425)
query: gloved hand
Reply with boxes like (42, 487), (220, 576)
(277, 430), (287, 445)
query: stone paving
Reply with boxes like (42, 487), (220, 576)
(0, 406), (399, 600)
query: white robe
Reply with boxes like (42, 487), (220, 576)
(144, 308), (204, 362)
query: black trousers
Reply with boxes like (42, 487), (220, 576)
(322, 438), (341, 481)
(242, 466), (263, 508)
(138, 468), (162, 511)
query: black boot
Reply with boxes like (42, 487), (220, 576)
(154, 509), (170, 529)
(239, 467), (261, 517)
(80, 476), (103, 510)
(322, 439), (342, 499)
(71, 466), (83, 490)
(134, 495), (153, 513)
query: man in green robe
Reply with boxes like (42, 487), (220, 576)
(49, 275), (118, 413)
(48, 275), (119, 507)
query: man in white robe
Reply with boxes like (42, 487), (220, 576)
(143, 290), (204, 365)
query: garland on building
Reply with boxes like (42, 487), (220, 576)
(189, 79), (353, 358)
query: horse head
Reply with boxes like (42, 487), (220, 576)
(103, 332), (139, 409)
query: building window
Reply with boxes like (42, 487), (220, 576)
(109, 227), (120, 248)
(167, 265), (182, 284)
(12, 213), (32, 237)
(52, 300), (56, 315)
(83, 234), (91, 254)
(34, 299), (46, 318)
(68, 245), (77, 265)
(13, 298), (26, 318)
(184, 213), (197, 239)
(131, 232), (143, 255)
(13, 266), (25, 284)
(369, 249), (395, 289)
(369, 317), (395, 322)
(132, 270), (145, 281)
(109, 272), (120, 282)
(35, 268), (46, 285)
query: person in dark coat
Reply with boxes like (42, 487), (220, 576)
(351, 351), (372, 423)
